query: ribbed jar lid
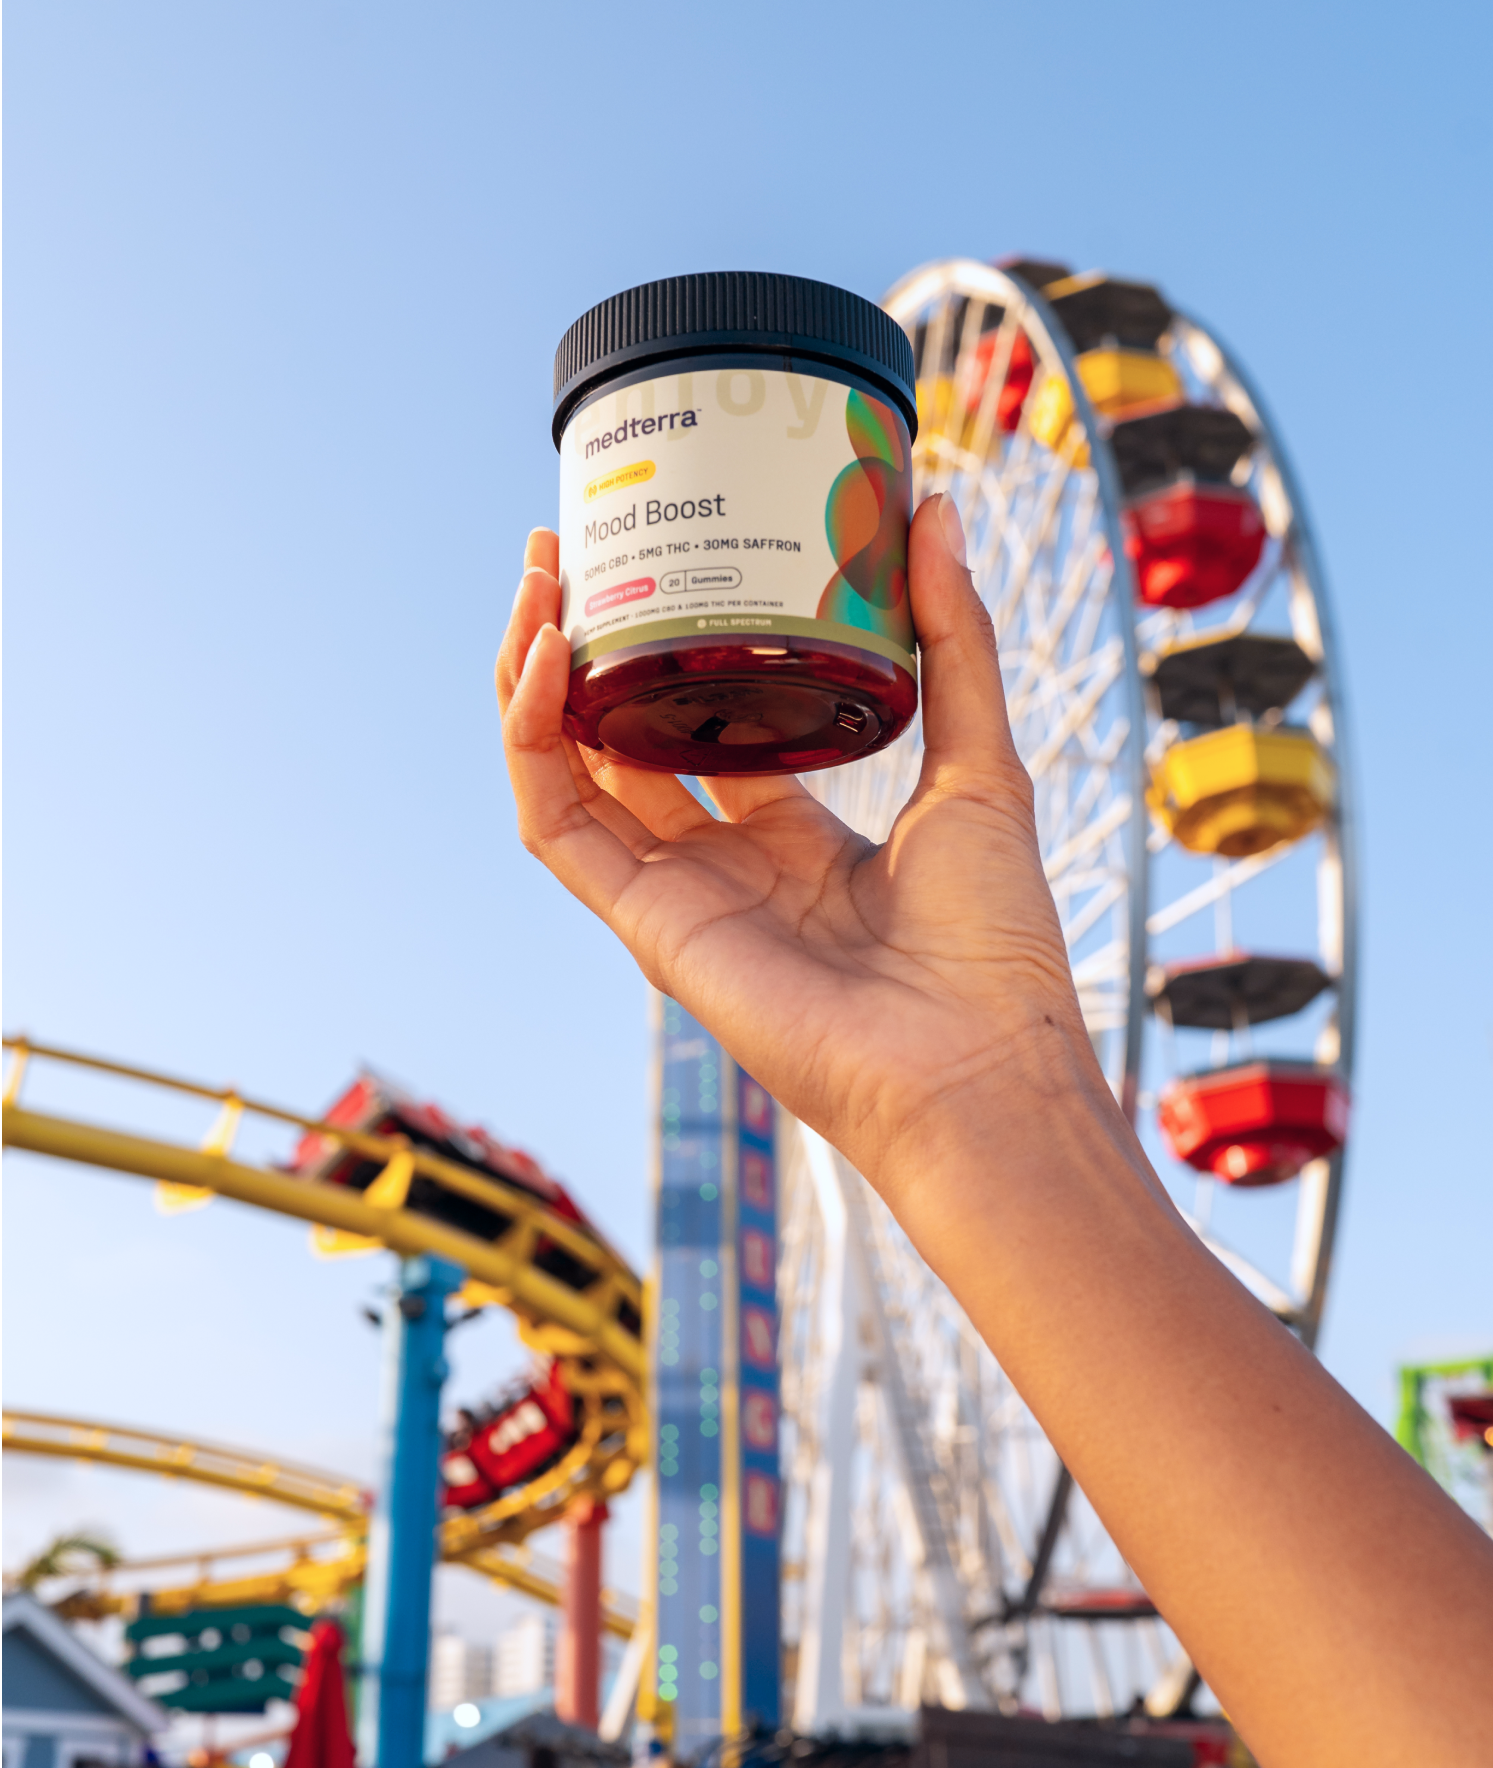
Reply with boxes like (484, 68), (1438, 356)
(552, 271), (917, 446)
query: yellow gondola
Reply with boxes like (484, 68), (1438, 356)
(914, 375), (961, 449)
(1147, 726), (1334, 857)
(1027, 350), (1182, 466)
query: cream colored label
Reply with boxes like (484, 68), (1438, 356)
(557, 366), (915, 672)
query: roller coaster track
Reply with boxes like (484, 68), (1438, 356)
(1, 1038), (647, 1634)
(2, 1411), (370, 1521)
(3, 1410), (637, 1639)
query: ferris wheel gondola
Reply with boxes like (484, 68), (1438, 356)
(779, 256), (1357, 1722)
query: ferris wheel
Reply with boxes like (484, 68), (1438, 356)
(779, 257), (1357, 1722)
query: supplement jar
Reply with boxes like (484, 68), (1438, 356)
(552, 272), (919, 775)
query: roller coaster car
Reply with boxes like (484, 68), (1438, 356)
(1143, 632), (1317, 728)
(1109, 405), (1255, 502)
(1147, 954), (1332, 1030)
(440, 1363), (578, 1510)
(1158, 1061), (1349, 1185)
(438, 1435), (497, 1510)
(1448, 1393), (1493, 1450)
(287, 1074), (623, 1306)
(1147, 726), (1334, 858)
(1123, 481), (1266, 608)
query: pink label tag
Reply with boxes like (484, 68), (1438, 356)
(584, 576), (655, 617)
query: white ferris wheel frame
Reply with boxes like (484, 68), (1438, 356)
(777, 259), (1358, 1724)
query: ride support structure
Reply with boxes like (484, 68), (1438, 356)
(556, 1497), (608, 1731)
(357, 1254), (463, 1768)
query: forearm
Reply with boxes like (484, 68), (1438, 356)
(875, 1025), (1493, 1767)
(500, 518), (1493, 1763)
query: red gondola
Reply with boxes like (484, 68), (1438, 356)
(1123, 480), (1266, 609)
(1158, 1061), (1348, 1186)
(962, 328), (1035, 433)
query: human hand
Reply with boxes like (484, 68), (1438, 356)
(496, 496), (1112, 1200)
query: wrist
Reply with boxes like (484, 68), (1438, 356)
(861, 997), (1159, 1243)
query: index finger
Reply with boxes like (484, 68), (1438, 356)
(524, 527), (559, 578)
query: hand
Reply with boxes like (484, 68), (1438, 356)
(495, 495), (1115, 1200)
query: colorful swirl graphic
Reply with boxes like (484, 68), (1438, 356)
(816, 390), (914, 654)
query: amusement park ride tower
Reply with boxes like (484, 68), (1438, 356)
(647, 1001), (782, 1752)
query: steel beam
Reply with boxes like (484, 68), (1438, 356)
(358, 1256), (461, 1768)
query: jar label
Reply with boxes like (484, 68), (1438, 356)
(558, 367), (915, 675)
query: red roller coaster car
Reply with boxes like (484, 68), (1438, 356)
(285, 1073), (640, 1333)
(288, 1071), (583, 1221)
(439, 1362), (578, 1512)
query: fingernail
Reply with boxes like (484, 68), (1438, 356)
(938, 494), (967, 566)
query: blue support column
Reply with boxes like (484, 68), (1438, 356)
(358, 1254), (462, 1768)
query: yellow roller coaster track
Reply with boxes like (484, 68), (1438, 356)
(1, 1037), (647, 1634)
(3, 1410), (637, 1639)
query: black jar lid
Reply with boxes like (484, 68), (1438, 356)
(552, 271), (918, 447)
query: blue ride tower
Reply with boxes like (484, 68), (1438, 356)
(651, 997), (782, 1754)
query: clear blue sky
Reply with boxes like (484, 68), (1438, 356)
(5, 0), (1491, 1631)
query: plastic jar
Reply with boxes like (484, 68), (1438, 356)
(552, 272), (919, 776)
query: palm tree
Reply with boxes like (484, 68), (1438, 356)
(8, 1530), (122, 1593)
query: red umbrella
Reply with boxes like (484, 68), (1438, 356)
(284, 1619), (355, 1768)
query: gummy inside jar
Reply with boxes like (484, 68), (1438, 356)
(564, 634), (917, 775)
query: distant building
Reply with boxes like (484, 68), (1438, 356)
(494, 1616), (553, 1700)
(429, 1614), (557, 1715)
(430, 1634), (496, 1711)
(3, 1593), (167, 1768)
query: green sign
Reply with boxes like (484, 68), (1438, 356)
(1395, 1356), (1493, 1528)
(125, 1603), (306, 1714)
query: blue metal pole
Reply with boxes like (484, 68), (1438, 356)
(358, 1254), (462, 1768)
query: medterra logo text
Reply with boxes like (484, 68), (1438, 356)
(583, 409), (699, 459)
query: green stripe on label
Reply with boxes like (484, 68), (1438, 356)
(571, 614), (917, 675)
